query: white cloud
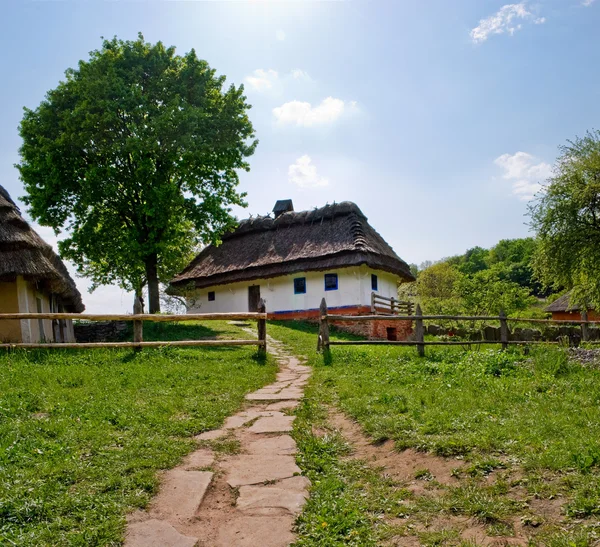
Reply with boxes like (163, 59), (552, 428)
(470, 3), (545, 44)
(291, 69), (311, 81)
(276, 29), (286, 41)
(273, 97), (353, 126)
(582, 0), (595, 6)
(244, 69), (279, 92)
(288, 155), (329, 188)
(494, 151), (553, 200)
(244, 68), (313, 93)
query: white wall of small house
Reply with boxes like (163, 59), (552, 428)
(187, 266), (401, 314)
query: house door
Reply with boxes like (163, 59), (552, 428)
(248, 285), (261, 312)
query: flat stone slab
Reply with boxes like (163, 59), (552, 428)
(246, 392), (301, 401)
(215, 516), (295, 547)
(126, 519), (198, 547)
(248, 415), (295, 434)
(153, 470), (213, 520)
(195, 429), (226, 441)
(223, 455), (300, 487)
(182, 449), (214, 470)
(223, 415), (254, 429)
(266, 400), (299, 411)
(237, 484), (308, 515)
(245, 435), (297, 455)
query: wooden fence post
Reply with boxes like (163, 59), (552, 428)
(257, 299), (267, 357)
(581, 310), (590, 343)
(371, 292), (376, 314)
(133, 295), (143, 350)
(391, 297), (396, 315)
(318, 298), (330, 353)
(415, 304), (425, 357)
(500, 310), (508, 351)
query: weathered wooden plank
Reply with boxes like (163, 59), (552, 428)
(0, 313), (267, 322)
(318, 298), (330, 353)
(257, 300), (267, 357)
(415, 304), (425, 357)
(0, 340), (264, 350)
(328, 340), (560, 346)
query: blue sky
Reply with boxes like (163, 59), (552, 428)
(1, 0), (599, 312)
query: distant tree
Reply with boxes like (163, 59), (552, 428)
(454, 246), (489, 275)
(417, 262), (461, 300)
(455, 270), (534, 316)
(18, 34), (256, 313)
(529, 130), (600, 308)
(487, 238), (547, 297)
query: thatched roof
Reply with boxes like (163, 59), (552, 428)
(170, 201), (415, 290)
(0, 185), (84, 312)
(545, 291), (593, 313)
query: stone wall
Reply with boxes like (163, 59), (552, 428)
(426, 324), (600, 344)
(74, 321), (129, 343)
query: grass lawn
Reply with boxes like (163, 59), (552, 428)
(0, 321), (276, 546)
(267, 321), (600, 546)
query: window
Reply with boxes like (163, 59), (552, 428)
(324, 273), (338, 291)
(371, 274), (378, 291)
(208, 291), (216, 301)
(294, 277), (306, 294)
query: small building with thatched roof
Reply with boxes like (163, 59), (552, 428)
(0, 185), (84, 343)
(545, 291), (598, 321)
(170, 201), (415, 338)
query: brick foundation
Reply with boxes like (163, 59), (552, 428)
(268, 306), (413, 341)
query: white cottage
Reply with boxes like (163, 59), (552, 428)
(170, 201), (414, 337)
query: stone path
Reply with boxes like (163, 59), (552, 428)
(125, 336), (311, 547)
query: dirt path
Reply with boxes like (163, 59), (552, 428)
(125, 336), (311, 547)
(327, 411), (552, 546)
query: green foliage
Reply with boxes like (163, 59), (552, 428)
(530, 130), (600, 310)
(413, 238), (548, 316)
(415, 256), (535, 316)
(18, 34), (257, 312)
(455, 269), (535, 316)
(0, 322), (276, 545)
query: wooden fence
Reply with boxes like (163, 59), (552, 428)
(317, 298), (600, 357)
(371, 292), (414, 315)
(0, 300), (267, 355)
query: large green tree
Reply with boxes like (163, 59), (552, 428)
(529, 130), (600, 308)
(18, 34), (257, 313)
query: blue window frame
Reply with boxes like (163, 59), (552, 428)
(294, 277), (306, 294)
(371, 274), (378, 291)
(208, 291), (215, 301)
(324, 273), (338, 291)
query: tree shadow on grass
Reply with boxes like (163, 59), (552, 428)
(128, 322), (220, 342)
(267, 320), (366, 367)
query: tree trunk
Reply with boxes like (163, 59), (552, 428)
(145, 254), (161, 314)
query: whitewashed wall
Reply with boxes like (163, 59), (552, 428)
(187, 265), (401, 314)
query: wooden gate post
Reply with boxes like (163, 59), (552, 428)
(415, 304), (425, 357)
(133, 294), (143, 350)
(581, 310), (590, 343)
(257, 299), (267, 357)
(318, 298), (330, 353)
(500, 310), (508, 351)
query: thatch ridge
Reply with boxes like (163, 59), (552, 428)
(0, 185), (84, 312)
(171, 201), (415, 290)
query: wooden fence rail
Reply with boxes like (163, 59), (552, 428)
(371, 293), (414, 315)
(0, 300), (267, 355)
(317, 298), (597, 357)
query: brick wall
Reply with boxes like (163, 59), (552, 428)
(268, 306), (413, 341)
